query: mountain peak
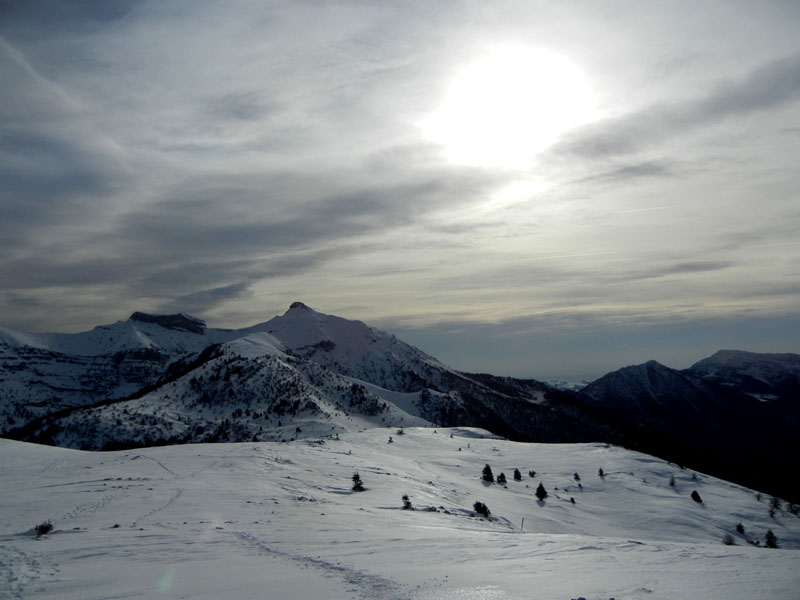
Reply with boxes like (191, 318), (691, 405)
(289, 301), (313, 311)
(128, 312), (207, 334)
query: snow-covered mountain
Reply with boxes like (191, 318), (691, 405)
(687, 349), (800, 404)
(3, 306), (798, 504)
(1, 428), (798, 599)
(1, 304), (611, 451)
(581, 359), (799, 503)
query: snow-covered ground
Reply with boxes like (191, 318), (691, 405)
(1, 428), (798, 599)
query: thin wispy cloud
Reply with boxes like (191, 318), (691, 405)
(553, 53), (800, 159)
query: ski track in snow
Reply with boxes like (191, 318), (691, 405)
(130, 454), (178, 477)
(232, 530), (407, 600)
(130, 488), (183, 529)
(58, 492), (129, 524)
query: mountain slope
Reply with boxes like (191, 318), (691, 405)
(688, 349), (800, 404)
(2, 304), (615, 450)
(581, 359), (799, 502)
(1, 428), (798, 599)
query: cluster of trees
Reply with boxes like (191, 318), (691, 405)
(351, 456), (790, 548)
(482, 464), (549, 501)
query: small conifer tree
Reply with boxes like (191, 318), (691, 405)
(482, 464), (494, 483)
(691, 490), (703, 504)
(598, 468), (605, 478)
(352, 472), (365, 492)
(765, 529), (778, 548)
(573, 473), (581, 482)
(497, 472), (507, 484)
(536, 482), (548, 500)
(513, 468), (522, 481)
(402, 494), (413, 510)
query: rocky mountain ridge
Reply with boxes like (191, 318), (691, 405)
(0, 304), (613, 452)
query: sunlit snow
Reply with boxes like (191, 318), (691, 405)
(2, 428), (797, 599)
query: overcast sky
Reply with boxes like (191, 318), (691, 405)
(2, 1), (799, 379)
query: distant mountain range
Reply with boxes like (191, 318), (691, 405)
(1, 303), (798, 501)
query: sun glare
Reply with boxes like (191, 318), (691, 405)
(425, 46), (594, 169)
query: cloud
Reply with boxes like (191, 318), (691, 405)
(204, 91), (271, 122)
(554, 53), (800, 159)
(574, 161), (679, 185)
(161, 281), (251, 315)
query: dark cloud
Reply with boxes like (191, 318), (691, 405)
(555, 53), (800, 159)
(627, 261), (733, 282)
(162, 281), (251, 315)
(0, 1), (137, 36)
(574, 161), (679, 185)
(204, 91), (272, 122)
(113, 169), (490, 264)
(0, 129), (124, 242)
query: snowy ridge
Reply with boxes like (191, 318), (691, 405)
(40, 341), (433, 450)
(688, 349), (800, 402)
(260, 302), (449, 392)
(689, 349), (800, 384)
(0, 428), (798, 599)
(2, 304), (613, 450)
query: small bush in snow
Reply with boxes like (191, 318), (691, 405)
(528, 470), (536, 478)
(396, 428), (404, 435)
(482, 464), (494, 483)
(473, 501), (490, 517)
(765, 529), (778, 548)
(669, 474), (676, 487)
(513, 468), (522, 481)
(497, 473), (507, 484)
(691, 490), (703, 504)
(722, 533), (736, 546)
(402, 494), (413, 510)
(736, 522), (745, 535)
(573, 473), (581, 482)
(35, 520), (53, 537)
(536, 482), (548, 501)
(598, 468), (605, 478)
(351, 472), (365, 492)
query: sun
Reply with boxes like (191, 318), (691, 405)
(424, 46), (594, 169)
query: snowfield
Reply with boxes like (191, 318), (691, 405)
(1, 428), (798, 600)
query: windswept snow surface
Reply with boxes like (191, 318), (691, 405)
(1, 429), (798, 600)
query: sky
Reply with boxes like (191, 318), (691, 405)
(1, 0), (799, 380)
